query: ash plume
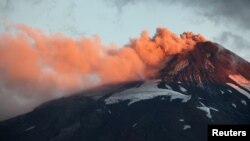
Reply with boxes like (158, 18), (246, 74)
(0, 24), (205, 120)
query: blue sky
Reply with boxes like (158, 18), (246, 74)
(0, 0), (249, 60)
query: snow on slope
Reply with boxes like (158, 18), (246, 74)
(104, 81), (191, 105)
(196, 102), (219, 119)
(227, 83), (250, 99)
(229, 74), (250, 84)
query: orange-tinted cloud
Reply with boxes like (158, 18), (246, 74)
(0, 24), (206, 120)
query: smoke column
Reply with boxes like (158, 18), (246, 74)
(0, 24), (205, 120)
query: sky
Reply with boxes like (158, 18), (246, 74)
(0, 0), (250, 121)
(0, 0), (250, 61)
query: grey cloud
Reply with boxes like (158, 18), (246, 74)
(214, 31), (250, 61)
(107, 0), (250, 30)
(0, 0), (13, 15)
(107, 0), (250, 62)
(187, 0), (250, 30)
(106, 0), (137, 13)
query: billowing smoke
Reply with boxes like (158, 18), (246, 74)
(0, 24), (205, 120)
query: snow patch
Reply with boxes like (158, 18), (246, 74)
(105, 81), (191, 105)
(227, 89), (232, 93)
(196, 102), (218, 119)
(132, 123), (138, 127)
(241, 100), (247, 106)
(227, 83), (250, 99)
(243, 85), (250, 91)
(183, 125), (191, 130)
(229, 74), (250, 84)
(169, 60), (189, 75)
(197, 106), (212, 119)
(205, 60), (215, 70)
(24, 126), (35, 131)
(232, 103), (237, 108)
(153, 79), (161, 83)
(179, 86), (187, 92)
(165, 84), (172, 90)
(220, 90), (224, 94)
(179, 119), (184, 122)
(108, 109), (112, 114)
(210, 107), (219, 112)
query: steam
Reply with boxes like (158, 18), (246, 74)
(0, 24), (205, 120)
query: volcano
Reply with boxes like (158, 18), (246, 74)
(0, 41), (250, 141)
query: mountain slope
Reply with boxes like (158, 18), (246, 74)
(161, 41), (250, 85)
(0, 41), (250, 141)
